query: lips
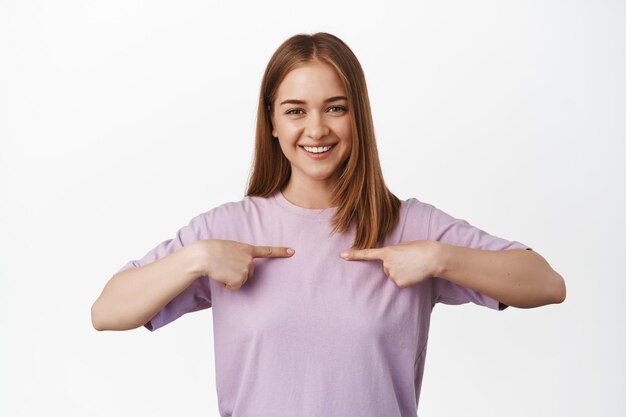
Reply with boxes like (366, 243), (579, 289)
(298, 144), (336, 149)
(299, 143), (336, 159)
(299, 144), (335, 154)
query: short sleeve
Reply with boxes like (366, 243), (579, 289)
(427, 203), (532, 311)
(116, 212), (212, 331)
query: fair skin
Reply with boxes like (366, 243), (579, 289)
(188, 59), (353, 291)
(340, 242), (566, 308)
(92, 58), (563, 331)
(195, 59), (566, 307)
(93, 56), (564, 331)
(270, 59), (352, 209)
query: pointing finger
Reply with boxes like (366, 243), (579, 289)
(340, 247), (385, 261)
(250, 245), (295, 258)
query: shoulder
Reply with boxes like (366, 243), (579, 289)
(396, 196), (475, 241)
(400, 196), (437, 230)
(389, 196), (436, 241)
(200, 194), (274, 229)
(209, 194), (271, 217)
(403, 197), (467, 231)
(402, 196), (435, 215)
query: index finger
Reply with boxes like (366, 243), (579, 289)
(250, 245), (295, 258)
(342, 247), (385, 261)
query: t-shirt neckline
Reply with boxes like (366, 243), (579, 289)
(272, 189), (337, 220)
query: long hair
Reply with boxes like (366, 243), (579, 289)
(245, 32), (401, 250)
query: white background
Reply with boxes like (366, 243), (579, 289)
(1, 1), (624, 416)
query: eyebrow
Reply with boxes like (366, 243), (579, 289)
(279, 95), (348, 106)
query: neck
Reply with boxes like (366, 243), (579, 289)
(281, 180), (336, 209)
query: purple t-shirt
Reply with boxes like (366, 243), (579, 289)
(117, 190), (530, 417)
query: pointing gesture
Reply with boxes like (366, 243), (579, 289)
(340, 241), (441, 288)
(191, 239), (295, 291)
(250, 244), (295, 259)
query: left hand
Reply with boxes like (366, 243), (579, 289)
(340, 240), (443, 288)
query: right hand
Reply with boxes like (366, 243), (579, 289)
(190, 239), (295, 291)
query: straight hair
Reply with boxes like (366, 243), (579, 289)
(245, 32), (401, 250)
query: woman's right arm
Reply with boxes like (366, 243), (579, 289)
(91, 239), (293, 331)
(91, 243), (205, 331)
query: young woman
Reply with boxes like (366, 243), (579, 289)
(92, 32), (566, 417)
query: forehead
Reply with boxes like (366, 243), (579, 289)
(276, 60), (346, 100)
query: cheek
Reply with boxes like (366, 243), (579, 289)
(339, 125), (352, 146)
(336, 118), (352, 138)
(277, 122), (301, 140)
(277, 138), (298, 157)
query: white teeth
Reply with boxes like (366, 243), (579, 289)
(303, 145), (333, 153)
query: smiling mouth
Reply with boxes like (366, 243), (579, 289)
(299, 144), (336, 154)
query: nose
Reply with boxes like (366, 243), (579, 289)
(305, 111), (330, 140)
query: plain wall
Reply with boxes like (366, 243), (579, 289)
(1, 1), (624, 416)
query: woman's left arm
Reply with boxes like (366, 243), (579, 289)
(341, 240), (566, 309)
(435, 243), (566, 308)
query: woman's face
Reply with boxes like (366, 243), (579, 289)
(270, 59), (352, 188)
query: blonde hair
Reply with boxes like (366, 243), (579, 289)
(245, 32), (401, 250)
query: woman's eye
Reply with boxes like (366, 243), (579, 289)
(285, 106), (347, 115)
